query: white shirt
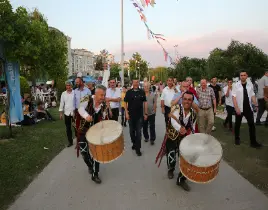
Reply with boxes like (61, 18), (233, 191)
(223, 86), (233, 107)
(171, 108), (196, 131)
(59, 90), (75, 116)
(160, 86), (175, 107)
(257, 75), (268, 99)
(106, 88), (121, 109)
(78, 96), (104, 119)
(232, 81), (255, 112)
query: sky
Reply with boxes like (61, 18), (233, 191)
(10, 0), (268, 67)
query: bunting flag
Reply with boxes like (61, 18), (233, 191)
(130, 0), (175, 62)
(140, 0), (146, 7)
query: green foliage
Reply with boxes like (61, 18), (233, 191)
(206, 40), (268, 80)
(0, 1), (68, 88)
(19, 76), (30, 95)
(128, 52), (148, 80)
(171, 40), (268, 81)
(109, 63), (120, 79)
(171, 57), (207, 82)
(149, 66), (169, 82)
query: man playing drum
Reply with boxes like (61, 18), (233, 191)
(156, 91), (197, 191)
(78, 85), (112, 184)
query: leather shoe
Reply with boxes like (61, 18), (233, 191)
(136, 150), (142, 156)
(132, 145), (135, 150)
(92, 175), (102, 184)
(177, 180), (190, 191)
(168, 170), (174, 179)
(251, 142), (262, 149)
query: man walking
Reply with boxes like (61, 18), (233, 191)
(196, 79), (216, 134)
(59, 81), (75, 147)
(143, 82), (157, 145)
(232, 71), (262, 148)
(106, 79), (121, 121)
(209, 77), (222, 131)
(125, 79), (148, 156)
(161, 77), (176, 128)
(256, 70), (268, 126)
(223, 78), (234, 131)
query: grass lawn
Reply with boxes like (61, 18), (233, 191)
(213, 117), (268, 196)
(0, 108), (67, 210)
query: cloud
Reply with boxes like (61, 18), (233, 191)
(112, 30), (268, 67)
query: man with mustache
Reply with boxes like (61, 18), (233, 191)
(156, 91), (197, 191)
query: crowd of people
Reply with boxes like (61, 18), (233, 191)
(58, 70), (267, 190)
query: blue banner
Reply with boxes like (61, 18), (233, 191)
(5, 61), (23, 123)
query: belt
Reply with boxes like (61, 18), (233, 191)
(199, 107), (211, 110)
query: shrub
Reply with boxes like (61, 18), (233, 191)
(20, 76), (30, 95)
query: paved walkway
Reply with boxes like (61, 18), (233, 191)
(8, 112), (268, 210)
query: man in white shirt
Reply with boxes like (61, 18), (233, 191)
(256, 70), (268, 125)
(106, 79), (121, 121)
(59, 81), (75, 147)
(232, 71), (262, 148)
(223, 79), (234, 131)
(161, 77), (176, 127)
(156, 91), (197, 191)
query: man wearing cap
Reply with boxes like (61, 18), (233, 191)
(59, 81), (75, 147)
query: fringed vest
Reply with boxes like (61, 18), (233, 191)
(167, 104), (197, 141)
(79, 95), (109, 134)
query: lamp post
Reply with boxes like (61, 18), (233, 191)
(120, 0), (125, 86)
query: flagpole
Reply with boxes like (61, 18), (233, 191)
(121, 0), (125, 86)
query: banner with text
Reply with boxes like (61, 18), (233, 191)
(5, 61), (23, 123)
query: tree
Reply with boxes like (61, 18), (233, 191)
(109, 63), (120, 79)
(150, 66), (169, 82)
(128, 52), (148, 80)
(172, 57), (206, 82)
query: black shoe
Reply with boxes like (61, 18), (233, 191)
(144, 139), (149, 142)
(250, 142), (262, 149)
(132, 145), (135, 150)
(177, 180), (190, 191)
(223, 122), (227, 128)
(136, 150), (142, 156)
(168, 170), (174, 179)
(150, 140), (155, 145)
(67, 143), (73, 147)
(88, 167), (93, 174)
(92, 175), (102, 184)
(124, 123), (127, 127)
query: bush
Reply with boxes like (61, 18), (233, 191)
(20, 76), (30, 95)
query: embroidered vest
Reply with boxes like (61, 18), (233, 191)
(167, 104), (196, 141)
(79, 95), (109, 134)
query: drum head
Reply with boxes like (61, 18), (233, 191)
(86, 120), (123, 145)
(179, 133), (222, 167)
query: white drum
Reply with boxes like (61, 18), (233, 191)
(86, 120), (124, 163)
(179, 133), (223, 183)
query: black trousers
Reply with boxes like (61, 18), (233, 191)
(166, 138), (186, 182)
(143, 114), (156, 141)
(121, 107), (126, 125)
(164, 106), (171, 128)
(111, 108), (119, 121)
(234, 109), (257, 144)
(129, 117), (143, 151)
(256, 99), (268, 123)
(64, 115), (73, 144)
(224, 105), (234, 129)
(79, 134), (99, 176)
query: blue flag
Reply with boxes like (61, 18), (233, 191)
(5, 61), (23, 123)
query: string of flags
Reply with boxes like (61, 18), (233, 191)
(130, 0), (177, 65)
